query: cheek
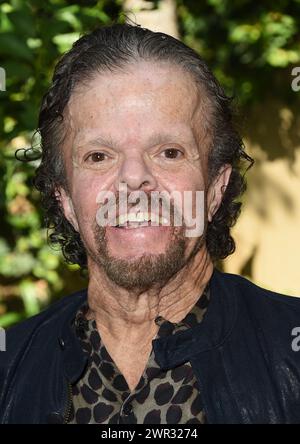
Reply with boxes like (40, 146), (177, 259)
(70, 175), (104, 229)
(74, 195), (96, 233)
(160, 172), (207, 225)
(151, 156), (206, 191)
(157, 170), (205, 194)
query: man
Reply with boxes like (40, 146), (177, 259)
(1, 23), (300, 424)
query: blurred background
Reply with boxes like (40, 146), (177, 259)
(0, 0), (300, 328)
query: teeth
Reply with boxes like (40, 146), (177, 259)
(115, 212), (169, 227)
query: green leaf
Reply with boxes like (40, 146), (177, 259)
(19, 280), (41, 317)
(52, 32), (80, 53)
(8, 9), (36, 38)
(0, 312), (24, 328)
(0, 33), (34, 61)
(0, 252), (36, 277)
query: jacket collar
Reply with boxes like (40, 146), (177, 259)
(59, 267), (238, 381)
(153, 268), (238, 369)
(59, 293), (89, 384)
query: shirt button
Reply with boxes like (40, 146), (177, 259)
(123, 403), (132, 416)
(58, 338), (65, 349)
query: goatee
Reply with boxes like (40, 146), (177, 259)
(91, 223), (188, 291)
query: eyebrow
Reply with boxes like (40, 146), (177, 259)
(76, 130), (196, 151)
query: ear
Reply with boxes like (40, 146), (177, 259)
(55, 187), (79, 232)
(207, 164), (232, 222)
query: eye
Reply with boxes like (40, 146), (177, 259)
(161, 148), (183, 159)
(85, 152), (107, 163)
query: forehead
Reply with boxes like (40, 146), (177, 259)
(66, 60), (211, 147)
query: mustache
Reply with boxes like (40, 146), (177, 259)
(96, 190), (185, 227)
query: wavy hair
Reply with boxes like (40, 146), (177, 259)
(17, 22), (254, 268)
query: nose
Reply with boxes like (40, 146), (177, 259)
(115, 152), (157, 192)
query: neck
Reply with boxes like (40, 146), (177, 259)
(86, 245), (214, 344)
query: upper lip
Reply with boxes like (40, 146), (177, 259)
(109, 211), (170, 227)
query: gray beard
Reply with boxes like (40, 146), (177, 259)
(89, 223), (201, 291)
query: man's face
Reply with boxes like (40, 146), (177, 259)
(59, 61), (229, 290)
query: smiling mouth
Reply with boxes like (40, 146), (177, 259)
(112, 212), (170, 229)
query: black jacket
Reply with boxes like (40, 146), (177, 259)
(1, 268), (300, 424)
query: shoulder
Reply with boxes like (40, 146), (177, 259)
(215, 268), (300, 309)
(0, 289), (87, 422)
(1, 288), (87, 363)
(214, 269), (300, 339)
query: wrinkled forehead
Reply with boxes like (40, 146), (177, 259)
(65, 60), (213, 150)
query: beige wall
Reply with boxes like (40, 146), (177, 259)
(224, 101), (300, 296)
(124, 0), (179, 38)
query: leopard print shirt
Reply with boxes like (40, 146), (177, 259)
(67, 285), (210, 424)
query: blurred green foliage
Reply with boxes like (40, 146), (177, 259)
(177, 0), (300, 103)
(0, 0), (123, 327)
(0, 0), (300, 327)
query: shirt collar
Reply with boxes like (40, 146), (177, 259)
(73, 281), (211, 343)
(153, 268), (238, 369)
(60, 267), (237, 381)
